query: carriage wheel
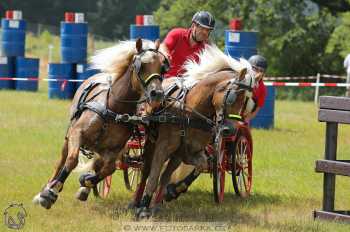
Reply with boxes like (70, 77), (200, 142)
(231, 130), (253, 197)
(123, 167), (141, 191)
(212, 135), (226, 203)
(123, 139), (143, 191)
(93, 175), (112, 198)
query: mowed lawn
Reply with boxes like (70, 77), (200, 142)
(1, 86), (350, 232)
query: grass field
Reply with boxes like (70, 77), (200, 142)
(1, 86), (350, 232)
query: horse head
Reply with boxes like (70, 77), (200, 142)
(131, 38), (169, 113)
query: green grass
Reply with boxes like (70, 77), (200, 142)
(1, 87), (350, 231)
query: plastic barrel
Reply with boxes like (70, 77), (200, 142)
(75, 63), (100, 91)
(224, 30), (258, 59)
(250, 86), (275, 129)
(0, 57), (15, 89)
(1, 19), (26, 57)
(130, 25), (159, 41)
(15, 57), (39, 91)
(60, 22), (88, 63)
(48, 63), (75, 99)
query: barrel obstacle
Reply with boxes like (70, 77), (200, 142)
(130, 15), (160, 41)
(48, 12), (100, 100)
(224, 18), (274, 129)
(0, 10), (40, 92)
(314, 96), (350, 223)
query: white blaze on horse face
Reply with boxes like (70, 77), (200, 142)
(140, 50), (156, 63)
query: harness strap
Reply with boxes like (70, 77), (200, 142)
(144, 73), (162, 85)
(228, 114), (243, 121)
(144, 114), (214, 131)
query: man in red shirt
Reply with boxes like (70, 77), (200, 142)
(160, 11), (215, 78)
(244, 55), (268, 122)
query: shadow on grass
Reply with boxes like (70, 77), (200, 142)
(152, 190), (283, 222)
(88, 189), (322, 231)
(90, 190), (282, 222)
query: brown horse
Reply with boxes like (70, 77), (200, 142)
(131, 45), (257, 218)
(33, 39), (167, 209)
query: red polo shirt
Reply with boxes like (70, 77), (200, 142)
(253, 80), (267, 107)
(163, 28), (206, 78)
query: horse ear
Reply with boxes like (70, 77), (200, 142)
(155, 39), (160, 50)
(136, 38), (143, 54)
(238, 68), (247, 81)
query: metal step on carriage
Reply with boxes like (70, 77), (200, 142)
(80, 117), (253, 203)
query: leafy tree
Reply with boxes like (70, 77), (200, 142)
(87, 0), (161, 40)
(155, 0), (340, 76)
(0, 0), (96, 26)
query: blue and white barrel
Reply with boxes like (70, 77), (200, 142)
(224, 31), (258, 59)
(48, 63), (75, 99)
(75, 63), (100, 91)
(250, 86), (275, 129)
(15, 57), (39, 91)
(60, 22), (88, 63)
(0, 57), (15, 89)
(130, 25), (160, 41)
(1, 19), (26, 57)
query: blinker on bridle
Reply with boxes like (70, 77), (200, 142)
(132, 48), (170, 88)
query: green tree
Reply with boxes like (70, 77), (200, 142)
(326, 12), (350, 58)
(88, 0), (161, 40)
(155, 0), (340, 76)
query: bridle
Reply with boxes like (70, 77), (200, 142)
(132, 48), (170, 88)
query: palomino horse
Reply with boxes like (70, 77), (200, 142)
(33, 39), (168, 209)
(131, 45), (257, 218)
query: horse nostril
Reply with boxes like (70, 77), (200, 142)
(156, 90), (164, 98)
(149, 89), (164, 101)
(150, 89), (157, 98)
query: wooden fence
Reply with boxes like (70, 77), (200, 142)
(314, 96), (350, 222)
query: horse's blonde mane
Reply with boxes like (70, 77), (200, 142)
(183, 44), (253, 81)
(90, 40), (157, 82)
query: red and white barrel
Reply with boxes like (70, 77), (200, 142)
(75, 13), (84, 23)
(5, 10), (13, 19)
(136, 15), (144, 25)
(229, 18), (243, 30)
(64, 12), (75, 22)
(13, 10), (22, 20)
(143, 15), (154, 25)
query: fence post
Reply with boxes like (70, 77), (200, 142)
(314, 73), (320, 105)
(347, 71), (350, 97)
(322, 122), (338, 212)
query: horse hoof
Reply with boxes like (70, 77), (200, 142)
(136, 207), (151, 220)
(76, 187), (91, 201)
(32, 193), (41, 205)
(151, 205), (161, 216)
(33, 193), (53, 209)
(127, 201), (137, 210)
(35, 188), (58, 209)
(38, 196), (53, 209)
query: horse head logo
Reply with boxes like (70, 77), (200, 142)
(3, 203), (27, 230)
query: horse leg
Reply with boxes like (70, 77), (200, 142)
(76, 150), (120, 201)
(152, 155), (182, 214)
(48, 138), (69, 183)
(137, 141), (170, 219)
(162, 149), (208, 202)
(33, 128), (82, 209)
(183, 149), (209, 172)
(129, 138), (155, 209)
(165, 165), (200, 202)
